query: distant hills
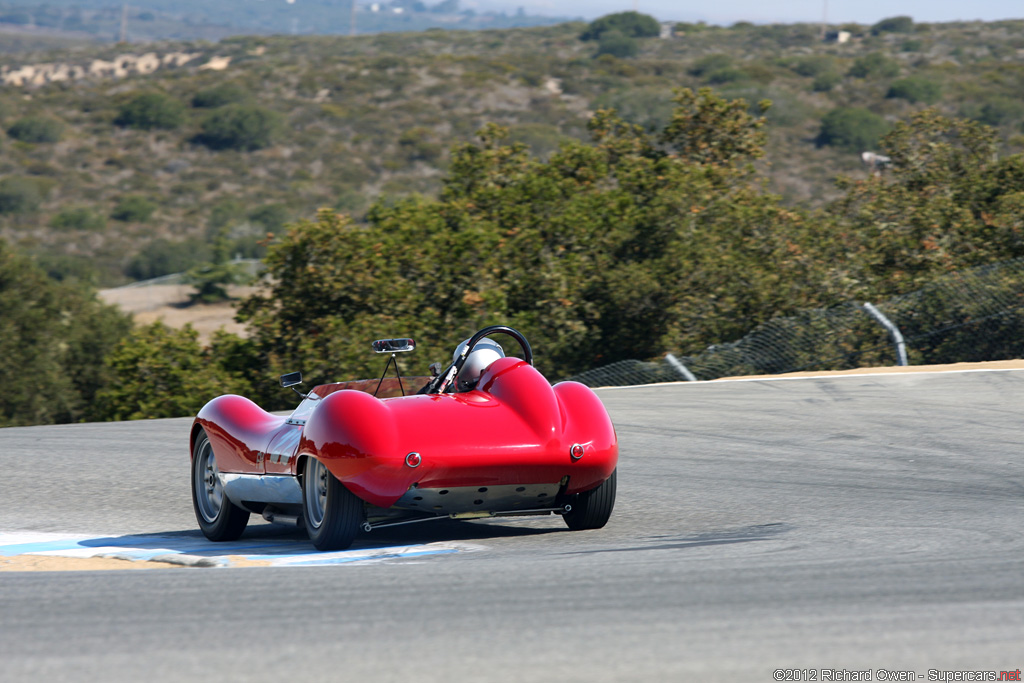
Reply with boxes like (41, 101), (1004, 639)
(0, 16), (1022, 288)
(0, 0), (573, 45)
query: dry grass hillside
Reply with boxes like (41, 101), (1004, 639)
(0, 17), (1022, 289)
(98, 283), (256, 341)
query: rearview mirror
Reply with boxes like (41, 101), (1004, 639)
(372, 338), (416, 354)
(280, 371), (303, 388)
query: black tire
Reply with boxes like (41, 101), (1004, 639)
(192, 428), (249, 542)
(563, 469), (617, 531)
(302, 457), (364, 551)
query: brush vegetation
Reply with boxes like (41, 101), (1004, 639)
(1, 16), (1024, 424)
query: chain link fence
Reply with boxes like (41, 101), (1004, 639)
(566, 258), (1024, 387)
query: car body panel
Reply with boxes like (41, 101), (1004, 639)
(192, 356), (617, 516)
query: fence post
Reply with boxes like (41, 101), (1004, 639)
(861, 302), (908, 366)
(665, 354), (698, 381)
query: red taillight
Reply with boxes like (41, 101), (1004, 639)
(405, 452), (422, 468)
(570, 444), (585, 461)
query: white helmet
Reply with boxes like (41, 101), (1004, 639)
(453, 337), (505, 391)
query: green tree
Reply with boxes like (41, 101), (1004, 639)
(595, 31), (639, 59)
(183, 261), (250, 304)
(871, 15), (914, 34)
(93, 323), (251, 421)
(237, 88), (845, 381)
(580, 11), (660, 41)
(0, 240), (131, 426)
(659, 87), (770, 167)
(829, 109), (1022, 295)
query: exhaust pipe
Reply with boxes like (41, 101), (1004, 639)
(262, 508), (302, 527)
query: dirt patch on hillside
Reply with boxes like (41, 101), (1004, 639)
(99, 284), (260, 343)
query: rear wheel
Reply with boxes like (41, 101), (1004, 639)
(563, 469), (616, 531)
(303, 458), (364, 551)
(192, 428), (249, 541)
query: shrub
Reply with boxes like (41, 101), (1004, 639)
(229, 234), (268, 260)
(93, 323), (249, 421)
(33, 252), (100, 284)
(208, 198), (245, 230)
(705, 66), (748, 85)
(0, 176), (43, 214)
(111, 195), (157, 222)
(871, 15), (914, 35)
(248, 204), (290, 231)
(397, 126), (443, 162)
(592, 88), (675, 133)
(689, 54), (733, 78)
(115, 92), (185, 130)
(789, 55), (836, 78)
(848, 52), (900, 79)
(595, 31), (639, 59)
(812, 71), (842, 92)
(195, 104), (282, 151)
(817, 107), (890, 151)
(191, 83), (250, 109)
(7, 115), (64, 143)
(508, 122), (565, 158)
(0, 239), (132, 426)
(50, 207), (106, 232)
(580, 11), (660, 41)
(887, 77), (941, 104)
(976, 97), (1024, 127)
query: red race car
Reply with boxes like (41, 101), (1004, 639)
(190, 325), (618, 550)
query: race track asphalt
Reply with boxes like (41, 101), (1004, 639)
(1, 369), (1022, 682)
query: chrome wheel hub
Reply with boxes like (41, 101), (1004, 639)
(195, 441), (223, 523)
(305, 459), (328, 529)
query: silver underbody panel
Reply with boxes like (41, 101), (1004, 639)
(219, 473), (303, 507)
(217, 473), (563, 524)
(393, 482), (562, 515)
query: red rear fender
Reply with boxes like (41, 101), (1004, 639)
(193, 395), (287, 473)
(297, 358), (618, 508)
(298, 389), (404, 502)
(551, 380), (619, 493)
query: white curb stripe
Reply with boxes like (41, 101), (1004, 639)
(0, 531), (481, 568)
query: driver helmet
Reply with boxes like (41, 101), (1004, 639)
(453, 337), (505, 391)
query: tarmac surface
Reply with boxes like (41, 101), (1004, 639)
(1, 366), (1022, 681)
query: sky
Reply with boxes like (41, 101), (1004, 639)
(466, 0), (1023, 25)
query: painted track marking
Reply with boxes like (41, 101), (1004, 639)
(0, 531), (481, 569)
